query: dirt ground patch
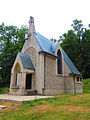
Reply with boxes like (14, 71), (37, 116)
(34, 105), (90, 113)
(34, 105), (52, 112)
(64, 106), (90, 112)
(0, 102), (21, 112)
(69, 94), (90, 101)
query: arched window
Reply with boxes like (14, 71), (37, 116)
(57, 50), (62, 74)
(14, 63), (20, 86)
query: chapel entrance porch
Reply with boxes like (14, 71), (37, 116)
(25, 70), (36, 95)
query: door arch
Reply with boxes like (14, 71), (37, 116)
(14, 63), (21, 86)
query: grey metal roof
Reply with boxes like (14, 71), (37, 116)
(35, 32), (81, 75)
(19, 53), (35, 70)
(61, 48), (81, 75)
(35, 32), (58, 55)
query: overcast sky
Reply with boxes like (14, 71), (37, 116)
(0, 0), (90, 39)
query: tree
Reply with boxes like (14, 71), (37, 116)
(81, 29), (90, 78)
(51, 38), (57, 42)
(61, 30), (78, 65)
(61, 19), (90, 78)
(0, 23), (28, 86)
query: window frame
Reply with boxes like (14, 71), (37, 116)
(57, 50), (62, 75)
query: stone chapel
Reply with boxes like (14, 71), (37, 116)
(9, 16), (83, 95)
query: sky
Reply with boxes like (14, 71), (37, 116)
(0, 0), (90, 40)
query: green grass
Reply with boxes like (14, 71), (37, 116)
(0, 78), (90, 120)
(0, 86), (9, 94)
(0, 94), (90, 120)
(82, 78), (90, 93)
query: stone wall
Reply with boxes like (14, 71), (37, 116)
(63, 61), (71, 76)
(64, 76), (74, 94)
(64, 76), (83, 94)
(22, 35), (44, 94)
(76, 83), (83, 94)
(45, 55), (64, 95)
(75, 77), (83, 94)
(38, 53), (44, 94)
(24, 47), (37, 90)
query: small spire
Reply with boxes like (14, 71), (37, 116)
(28, 16), (36, 36)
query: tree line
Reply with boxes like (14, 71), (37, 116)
(0, 19), (90, 87)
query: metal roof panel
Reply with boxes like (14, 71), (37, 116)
(19, 53), (35, 70)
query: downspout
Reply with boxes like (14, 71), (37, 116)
(44, 54), (46, 89)
(73, 77), (76, 94)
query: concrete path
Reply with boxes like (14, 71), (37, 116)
(0, 94), (53, 102)
(0, 105), (6, 109)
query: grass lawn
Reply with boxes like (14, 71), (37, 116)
(0, 87), (9, 94)
(0, 78), (90, 120)
(82, 78), (90, 94)
(0, 94), (90, 120)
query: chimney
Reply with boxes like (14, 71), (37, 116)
(28, 16), (36, 36)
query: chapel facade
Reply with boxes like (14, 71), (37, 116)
(9, 16), (83, 95)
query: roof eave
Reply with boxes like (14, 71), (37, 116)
(23, 66), (35, 71)
(69, 73), (82, 77)
(39, 51), (57, 58)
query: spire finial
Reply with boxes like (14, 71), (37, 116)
(28, 16), (36, 36)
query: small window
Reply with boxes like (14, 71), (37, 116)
(57, 50), (62, 74)
(77, 77), (79, 82)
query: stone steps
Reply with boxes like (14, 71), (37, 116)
(26, 89), (37, 95)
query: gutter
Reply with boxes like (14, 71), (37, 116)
(44, 54), (46, 89)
